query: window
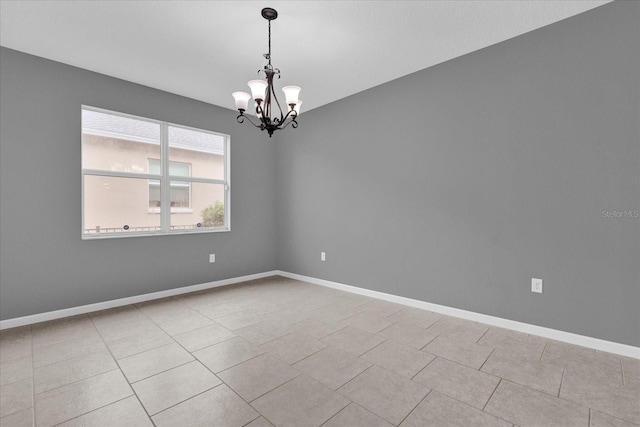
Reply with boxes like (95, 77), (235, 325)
(148, 159), (191, 211)
(81, 106), (229, 238)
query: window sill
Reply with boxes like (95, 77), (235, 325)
(82, 226), (230, 240)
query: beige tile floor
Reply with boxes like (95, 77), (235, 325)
(1, 276), (638, 427)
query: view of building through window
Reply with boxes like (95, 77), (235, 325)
(81, 107), (229, 237)
(148, 159), (191, 209)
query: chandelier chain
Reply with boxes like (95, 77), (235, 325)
(268, 19), (272, 65)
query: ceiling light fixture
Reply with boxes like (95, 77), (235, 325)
(232, 7), (301, 138)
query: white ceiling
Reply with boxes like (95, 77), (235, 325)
(0, 1), (610, 113)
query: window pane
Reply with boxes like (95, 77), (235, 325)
(170, 161), (190, 177)
(148, 159), (161, 175)
(170, 181), (190, 208)
(149, 159), (191, 177)
(168, 126), (224, 180)
(84, 175), (161, 234)
(170, 182), (225, 230)
(148, 181), (160, 208)
(82, 109), (161, 173)
(147, 160), (191, 209)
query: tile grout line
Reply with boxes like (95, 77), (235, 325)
(148, 382), (224, 420)
(214, 352), (266, 376)
(539, 341), (549, 362)
(493, 378), (598, 421)
(225, 371), (274, 427)
(282, 341), (329, 366)
(480, 363), (573, 402)
(240, 414), (263, 427)
(318, 403), (351, 427)
(620, 359), (625, 385)
(557, 368), (565, 397)
(256, 329), (298, 348)
(31, 345), (116, 372)
(359, 338), (389, 358)
(134, 286), (299, 417)
(124, 300), (263, 420)
(137, 298), (238, 360)
(87, 313), (157, 427)
(97, 333), (172, 362)
(376, 321), (398, 335)
(476, 327), (491, 344)
(317, 400), (352, 427)
(30, 320), (128, 387)
(478, 348), (496, 371)
(418, 332), (440, 351)
(27, 314), (156, 424)
(128, 357), (198, 384)
(338, 309), (370, 324)
(397, 388), (433, 426)
(50, 395), (138, 427)
(414, 349), (488, 372)
(318, 323), (358, 341)
(482, 378), (502, 412)
(409, 354), (438, 381)
(30, 366), (123, 396)
(246, 372), (302, 404)
(335, 363), (376, 393)
(290, 343), (337, 367)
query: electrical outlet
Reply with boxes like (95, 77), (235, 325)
(320, 252), (326, 261)
(531, 278), (543, 293)
(209, 253), (216, 263)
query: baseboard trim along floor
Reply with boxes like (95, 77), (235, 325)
(1, 270), (638, 359)
(274, 271), (640, 360)
(0, 271), (278, 330)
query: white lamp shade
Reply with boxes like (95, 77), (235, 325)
(293, 100), (303, 114)
(248, 80), (268, 101)
(282, 86), (301, 105)
(232, 92), (251, 111)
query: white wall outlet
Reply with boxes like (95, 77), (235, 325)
(531, 278), (543, 293)
(320, 252), (326, 261)
(209, 253), (216, 263)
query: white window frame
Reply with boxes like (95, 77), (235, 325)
(81, 105), (230, 239)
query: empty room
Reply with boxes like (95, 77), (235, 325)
(0, 1), (638, 426)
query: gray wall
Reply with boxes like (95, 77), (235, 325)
(276, 2), (640, 346)
(0, 47), (277, 320)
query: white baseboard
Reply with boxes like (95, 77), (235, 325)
(2, 269), (638, 359)
(0, 271), (278, 330)
(276, 270), (640, 360)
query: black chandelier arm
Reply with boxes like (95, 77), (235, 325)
(237, 110), (298, 133)
(274, 107), (297, 125)
(269, 83), (287, 124)
(278, 115), (298, 130)
(236, 111), (265, 129)
(255, 103), (265, 121)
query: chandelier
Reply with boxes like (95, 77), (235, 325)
(232, 8), (301, 137)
